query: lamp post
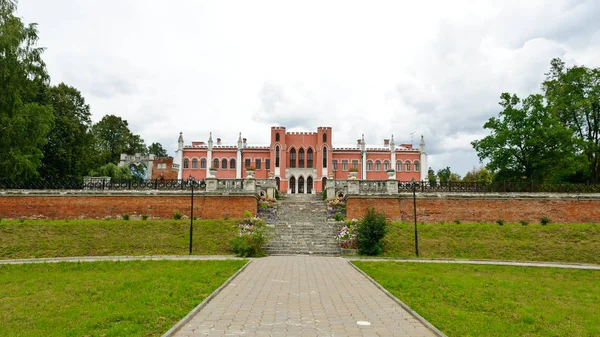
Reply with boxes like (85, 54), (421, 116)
(411, 178), (419, 257)
(188, 175), (195, 255)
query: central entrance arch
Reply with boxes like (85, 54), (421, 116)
(307, 176), (313, 194)
(298, 176), (305, 193)
(289, 176), (296, 194)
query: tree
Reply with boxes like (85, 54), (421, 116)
(40, 83), (95, 179)
(357, 207), (388, 256)
(472, 93), (574, 181)
(92, 115), (146, 165)
(543, 58), (600, 182)
(427, 167), (437, 186)
(88, 163), (132, 180)
(148, 142), (168, 157)
(0, 0), (54, 180)
(437, 166), (461, 183)
(462, 166), (494, 183)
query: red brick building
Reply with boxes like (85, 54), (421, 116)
(175, 126), (428, 194)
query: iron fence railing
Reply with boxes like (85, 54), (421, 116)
(0, 178), (207, 191)
(398, 181), (600, 193)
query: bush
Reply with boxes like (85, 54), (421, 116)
(357, 207), (388, 256)
(231, 212), (272, 257)
(519, 219), (529, 226)
(496, 219), (505, 226)
(173, 210), (182, 220)
(122, 213), (130, 221)
(454, 219), (461, 224)
(334, 212), (345, 222)
(540, 216), (551, 225)
(320, 190), (327, 200)
(141, 213), (148, 220)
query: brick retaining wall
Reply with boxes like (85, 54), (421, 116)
(346, 194), (600, 224)
(0, 192), (257, 220)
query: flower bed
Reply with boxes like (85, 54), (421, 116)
(257, 196), (277, 223)
(326, 197), (346, 221)
(231, 210), (272, 257)
(337, 219), (358, 249)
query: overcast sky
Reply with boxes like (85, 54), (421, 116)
(19, 0), (600, 175)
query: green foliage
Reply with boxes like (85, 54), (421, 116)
(519, 219), (529, 226)
(427, 167), (437, 186)
(320, 190), (327, 200)
(496, 219), (505, 226)
(274, 189), (281, 200)
(88, 163), (132, 180)
(334, 212), (345, 222)
(173, 210), (182, 220)
(540, 216), (551, 225)
(357, 207), (389, 256)
(140, 213), (148, 221)
(91, 114), (146, 165)
(121, 213), (129, 221)
(462, 166), (494, 183)
(147, 142), (168, 157)
(437, 166), (461, 183)
(454, 219), (461, 224)
(0, 1), (54, 180)
(231, 214), (271, 257)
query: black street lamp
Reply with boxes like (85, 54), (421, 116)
(188, 175), (196, 255)
(411, 178), (419, 257)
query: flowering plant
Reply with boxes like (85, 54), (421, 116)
(386, 169), (395, 172)
(326, 196), (344, 207)
(231, 210), (272, 257)
(349, 167), (359, 172)
(245, 165), (256, 170)
(337, 219), (358, 249)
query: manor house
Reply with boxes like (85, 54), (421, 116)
(175, 126), (427, 194)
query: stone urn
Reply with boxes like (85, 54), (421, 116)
(209, 167), (218, 177)
(328, 172), (334, 179)
(246, 169), (255, 178)
(348, 171), (358, 180)
(386, 170), (395, 179)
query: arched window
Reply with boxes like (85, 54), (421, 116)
(307, 148), (313, 168)
(290, 148), (296, 168)
(221, 159), (228, 170)
(405, 161), (411, 172)
(383, 160), (390, 171)
(183, 158), (189, 169)
(367, 160), (373, 171)
(322, 147), (328, 168)
(275, 146), (280, 167)
(298, 148), (305, 168)
(229, 159), (236, 169)
(275, 133), (280, 142)
(200, 158), (207, 169)
(396, 160), (402, 172)
(213, 158), (219, 168)
(414, 160), (420, 172)
(192, 158), (198, 169)
(323, 133), (327, 143)
(375, 160), (381, 171)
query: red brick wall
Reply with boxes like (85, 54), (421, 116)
(0, 194), (257, 220)
(347, 195), (600, 224)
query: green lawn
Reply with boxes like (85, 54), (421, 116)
(384, 222), (600, 264)
(353, 261), (600, 337)
(0, 260), (247, 337)
(0, 219), (238, 259)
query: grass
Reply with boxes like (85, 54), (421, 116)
(0, 260), (247, 337)
(0, 219), (239, 259)
(384, 222), (600, 264)
(353, 261), (600, 337)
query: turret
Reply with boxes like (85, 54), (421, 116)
(208, 132), (213, 150)
(390, 134), (395, 151)
(237, 132), (242, 150)
(360, 134), (366, 152)
(420, 135), (425, 153)
(177, 132), (184, 151)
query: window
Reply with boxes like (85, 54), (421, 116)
(323, 133), (327, 142)
(265, 159), (270, 170)
(245, 158), (251, 168)
(322, 147), (328, 168)
(200, 158), (207, 169)
(367, 160), (373, 171)
(221, 159), (228, 170)
(275, 146), (280, 167)
(405, 161), (411, 172)
(213, 158), (219, 168)
(383, 160), (390, 171)
(158, 163), (166, 169)
(192, 158), (198, 169)
(352, 160), (358, 169)
(342, 160), (348, 171)
(183, 158), (189, 169)
(332, 160), (338, 171)
(255, 158), (261, 170)
(414, 160), (420, 172)
(229, 159), (236, 169)
(307, 148), (313, 168)
(298, 148), (305, 168)
(375, 160), (381, 171)
(290, 149), (296, 168)
(275, 133), (280, 142)
(396, 160), (402, 171)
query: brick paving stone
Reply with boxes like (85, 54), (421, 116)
(170, 256), (436, 337)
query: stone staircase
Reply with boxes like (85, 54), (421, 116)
(265, 194), (341, 256)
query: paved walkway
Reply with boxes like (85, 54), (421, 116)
(171, 256), (436, 337)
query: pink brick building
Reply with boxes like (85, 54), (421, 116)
(175, 126), (428, 194)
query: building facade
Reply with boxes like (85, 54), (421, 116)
(175, 126), (428, 194)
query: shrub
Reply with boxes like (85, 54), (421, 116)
(540, 216), (551, 225)
(519, 219), (529, 226)
(173, 210), (182, 220)
(454, 219), (461, 224)
(141, 213), (148, 220)
(496, 219), (505, 226)
(122, 213), (130, 221)
(231, 212), (272, 257)
(320, 190), (327, 200)
(334, 212), (345, 222)
(274, 189), (281, 200)
(357, 207), (388, 256)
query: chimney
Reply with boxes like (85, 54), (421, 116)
(243, 138), (247, 148)
(384, 139), (389, 146)
(216, 138), (221, 145)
